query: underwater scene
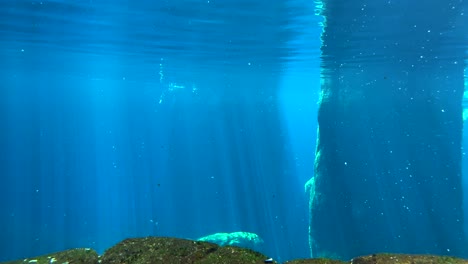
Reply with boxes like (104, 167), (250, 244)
(0, 0), (467, 263)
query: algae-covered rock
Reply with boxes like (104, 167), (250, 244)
(284, 258), (346, 264)
(351, 254), (468, 264)
(284, 254), (468, 264)
(100, 236), (275, 264)
(197, 231), (264, 251)
(1, 248), (98, 264)
(196, 246), (275, 264)
(3, 241), (468, 264)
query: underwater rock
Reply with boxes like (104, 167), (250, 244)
(197, 231), (264, 251)
(100, 236), (274, 264)
(350, 254), (468, 264)
(284, 254), (468, 264)
(284, 258), (346, 264)
(3, 240), (468, 264)
(1, 248), (98, 264)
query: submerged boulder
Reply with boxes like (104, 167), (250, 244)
(284, 254), (468, 264)
(350, 254), (468, 264)
(3, 239), (468, 264)
(1, 248), (98, 264)
(100, 236), (273, 264)
(285, 259), (346, 264)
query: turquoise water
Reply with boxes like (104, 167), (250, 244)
(0, 0), (467, 262)
(0, 1), (319, 262)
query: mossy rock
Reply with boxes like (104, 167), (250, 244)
(1, 248), (98, 264)
(284, 258), (346, 264)
(284, 254), (468, 264)
(351, 254), (468, 264)
(100, 236), (275, 264)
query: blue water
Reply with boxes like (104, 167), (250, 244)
(0, 0), (467, 263)
(0, 0), (320, 262)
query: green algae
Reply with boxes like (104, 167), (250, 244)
(285, 258), (347, 264)
(350, 254), (468, 264)
(2, 238), (468, 264)
(1, 248), (98, 264)
(100, 237), (274, 264)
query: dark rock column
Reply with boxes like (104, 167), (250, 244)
(309, 0), (467, 260)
